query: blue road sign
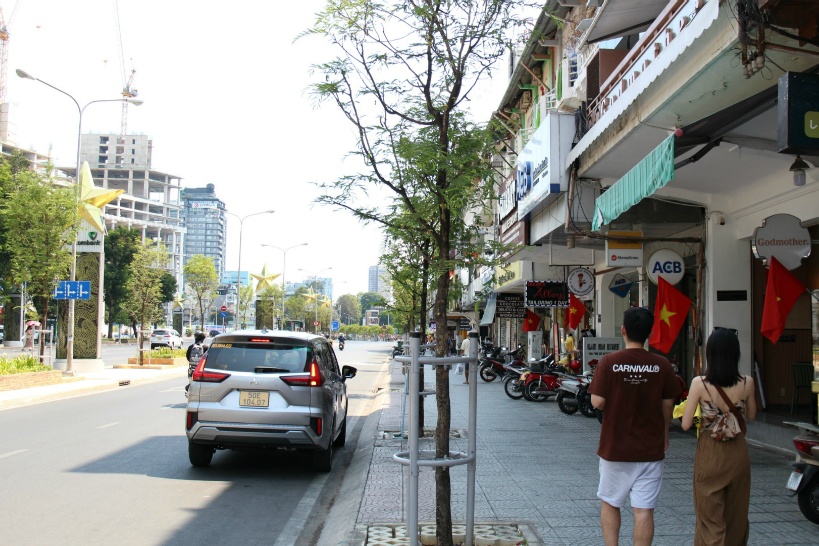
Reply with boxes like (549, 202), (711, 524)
(221, 311), (227, 317)
(331, 321), (339, 331)
(54, 281), (92, 300)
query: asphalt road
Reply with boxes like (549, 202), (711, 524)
(0, 340), (392, 546)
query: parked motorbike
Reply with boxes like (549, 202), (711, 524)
(556, 371), (596, 417)
(521, 355), (561, 402)
(392, 345), (403, 358)
(480, 344), (525, 382)
(786, 421), (819, 524)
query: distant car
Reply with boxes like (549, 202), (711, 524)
(150, 328), (183, 349)
(185, 330), (356, 471)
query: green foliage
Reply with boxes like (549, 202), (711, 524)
(255, 285), (280, 329)
(0, 355), (53, 375)
(183, 255), (218, 331)
(336, 293), (361, 325)
(148, 347), (186, 359)
(104, 227), (142, 337)
(123, 242), (171, 353)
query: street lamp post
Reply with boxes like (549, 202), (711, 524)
(16, 69), (143, 374)
(224, 210), (274, 329)
(299, 267), (332, 334)
(261, 243), (308, 330)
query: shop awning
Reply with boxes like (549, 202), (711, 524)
(591, 134), (675, 231)
(585, 0), (668, 44)
(480, 293), (498, 326)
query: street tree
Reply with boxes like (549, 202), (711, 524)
(183, 255), (218, 331)
(238, 283), (257, 328)
(255, 285), (281, 329)
(285, 286), (309, 330)
(0, 166), (75, 354)
(359, 292), (387, 320)
(307, 1), (534, 540)
(104, 227), (142, 338)
(335, 294), (361, 325)
(123, 242), (170, 361)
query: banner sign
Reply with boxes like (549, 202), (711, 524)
(778, 72), (819, 155)
(525, 281), (568, 308)
(495, 293), (526, 318)
(608, 273), (633, 298)
(606, 230), (643, 268)
(583, 337), (624, 370)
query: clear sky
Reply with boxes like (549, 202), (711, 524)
(5, 0), (509, 296)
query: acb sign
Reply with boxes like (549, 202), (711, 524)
(647, 249), (685, 286)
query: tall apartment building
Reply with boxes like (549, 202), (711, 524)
(73, 133), (186, 288)
(180, 184), (227, 280)
(368, 265), (391, 300)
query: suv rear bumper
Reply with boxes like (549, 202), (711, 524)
(187, 422), (325, 450)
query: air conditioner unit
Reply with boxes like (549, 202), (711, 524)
(519, 90), (532, 109)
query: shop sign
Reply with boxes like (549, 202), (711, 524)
(500, 218), (526, 247)
(752, 213), (811, 270)
(516, 112), (574, 218)
(495, 293), (526, 318)
(76, 223), (103, 254)
(458, 317), (472, 330)
(495, 261), (522, 289)
(582, 337), (624, 370)
(777, 72), (819, 155)
(606, 230), (643, 267)
(647, 249), (685, 285)
(567, 268), (595, 298)
(608, 273), (633, 298)
(497, 178), (517, 222)
(525, 280), (568, 308)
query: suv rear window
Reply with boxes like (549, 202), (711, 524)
(205, 343), (310, 373)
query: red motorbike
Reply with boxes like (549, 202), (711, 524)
(479, 344), (525, 382)
(523, 355), (575, 402)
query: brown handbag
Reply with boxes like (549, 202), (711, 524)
(713, 384), (747, 435)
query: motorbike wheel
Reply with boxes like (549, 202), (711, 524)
(503, 378), (525, 400)
(525, 382), (549, 402)
(479, 364), (498, 383)
(578, 394), (597, 418)
(797, 473), (819, 524)
(522, 382), (534, 401)
(556, 391), (579, 415)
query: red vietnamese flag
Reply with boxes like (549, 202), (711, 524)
(567, 292), (587, 330)
(761, 256), (806, 344)
(522, 309), (541, 332)
(649, 276), (692, 354)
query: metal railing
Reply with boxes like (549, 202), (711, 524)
(393, 331), (480, 546)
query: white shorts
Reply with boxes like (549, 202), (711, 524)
(597, 458), (665, 509)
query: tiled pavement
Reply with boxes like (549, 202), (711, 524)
(355, 360), (819, 545)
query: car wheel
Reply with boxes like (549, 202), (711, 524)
(333, 416), (347, 448)
(188, 442), (214, 467)
(313, 431), (334, 472)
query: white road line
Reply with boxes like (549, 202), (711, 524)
(273, 470), (331, 546)
(0, 449), (29, 459)
(96, 422), (120, 429)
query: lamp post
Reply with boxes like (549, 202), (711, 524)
(16, 69), (143, 374)
(224, 209), (275, 329)
(261, 243), (308, 330)
(299, 267), (332, 334)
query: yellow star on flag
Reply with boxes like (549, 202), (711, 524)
(659, 304), (677, 326)
(77, 161), (124, 233)
(250, 263), (281, 291)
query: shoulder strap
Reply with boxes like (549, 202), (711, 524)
(714, 384), (747, 434)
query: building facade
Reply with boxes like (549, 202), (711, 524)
(368, 265), (392, 300)
(180, 184), (227, 280)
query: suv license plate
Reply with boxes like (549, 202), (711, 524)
(239, 391), (269, 408)
(787, 471), (803, 491)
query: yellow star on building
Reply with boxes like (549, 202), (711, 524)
(250, 263), (281, 291)
(77, 161), (124, 233)
(659, 304), (677, 326)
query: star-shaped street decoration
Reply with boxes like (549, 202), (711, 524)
(77, 161), (124, 233)
(321, 296), (332, 308)
(302, 287), (319, 303)
(250, 263), (281, 291)
(173, 293), (185, 309)
(659, 304), (677, 326)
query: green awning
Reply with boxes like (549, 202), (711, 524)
(591, 135), (675, 231)
(480, 293), (497, 326)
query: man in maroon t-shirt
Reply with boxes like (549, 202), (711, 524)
(589, 306), (680, 546)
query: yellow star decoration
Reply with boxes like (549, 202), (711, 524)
(302, 287), (319, 303)
(77, 161), (124, 233)
(659, 304), (677, 326)
(250, 263), (280, 291)
(321, 296), (332, 308)
(173, 294), (185, 309)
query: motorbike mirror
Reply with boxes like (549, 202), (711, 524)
(529, 357), (537, 363)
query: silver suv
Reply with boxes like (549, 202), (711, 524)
(185, 330), (356, 471)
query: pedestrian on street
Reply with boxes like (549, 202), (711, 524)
(459, 335), (470, 385)
(681, 327), (756, 545)
(589, 306), (681, 546)
(24, 325), (34, 353)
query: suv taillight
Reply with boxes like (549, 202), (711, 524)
(794, 438), (819, 456)
(191, 358), (230, 383)
(281, 359), (323, 387)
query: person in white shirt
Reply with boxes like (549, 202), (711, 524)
(459, 336), (471, 384)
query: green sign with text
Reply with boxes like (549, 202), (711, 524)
(778, 72), (819, 155)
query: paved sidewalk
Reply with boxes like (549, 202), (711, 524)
(349, 359), (819, 545)
(0, 346), (186, 410)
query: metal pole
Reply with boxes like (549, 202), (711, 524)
(236, 217), (244, 329)
(407, 331), (421, 545)
(466, 330), (479, 546)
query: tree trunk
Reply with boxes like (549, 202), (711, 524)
(434, 219), (452, 545)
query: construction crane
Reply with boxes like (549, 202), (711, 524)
(0, 2), (20, 105)
(113, 0), (137, 137)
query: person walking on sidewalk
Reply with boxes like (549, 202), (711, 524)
(589, 306), (681, 546)
(681, 327), (756, 545)
(24, 325), (35, 353)
(459, 335), (471, 384)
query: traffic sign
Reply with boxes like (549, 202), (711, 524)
(53, 281), (91, 300)
(331, 321), (339, 331)
(221, 305), (227, 312)
(313, 320), (320, 326)
(221, 311), (227, 317)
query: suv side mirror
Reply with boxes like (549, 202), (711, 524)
(342, 365), (358, 381)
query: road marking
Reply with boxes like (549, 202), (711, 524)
(97, 422), (120, 429)
(0, 449), (29, 459)
(273, 470), (330, 546)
